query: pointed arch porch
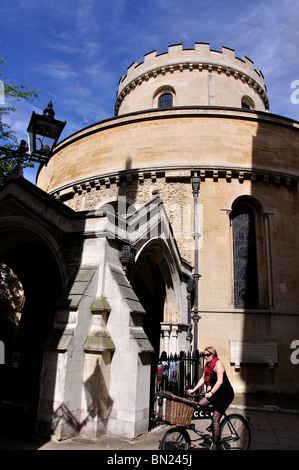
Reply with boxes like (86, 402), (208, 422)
(131, 238), (191, 360)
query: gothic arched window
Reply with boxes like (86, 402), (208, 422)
(231, 203), (259, 309)
(158, 93), (173, 108)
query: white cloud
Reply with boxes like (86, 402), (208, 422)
(35, 61), (78, 82)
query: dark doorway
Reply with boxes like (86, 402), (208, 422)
(0, 237), (62, 435)
(132, 253), (165, 361)
(131, 247), (168, 428)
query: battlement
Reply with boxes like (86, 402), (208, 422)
(118, 43), (266, 88)
(115, 43), (268, 115)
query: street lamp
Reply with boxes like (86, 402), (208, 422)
(27, 101), (66, 163)
(0, 101), (66, 170)
(191, 171), (201, 353)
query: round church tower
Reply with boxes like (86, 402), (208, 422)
(115, 43), (268, 115)
(37, 43), (270, 212)
(36, 43), (299, 396)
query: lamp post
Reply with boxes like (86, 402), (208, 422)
(0, 101), (66, 173)
(0, 140), (28, 179)
(191, 171), (201, 353)
(186, 277), (195, 344)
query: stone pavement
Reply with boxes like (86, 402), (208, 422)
(1, 397), (299, 451)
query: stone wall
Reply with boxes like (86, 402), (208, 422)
(37, 109), (299, 196)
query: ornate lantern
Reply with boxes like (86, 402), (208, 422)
(120, 243), (136, 276)
(27, 101), (66, 163)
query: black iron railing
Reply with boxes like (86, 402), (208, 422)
(155, 350), (204, 400)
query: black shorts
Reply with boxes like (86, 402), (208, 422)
(208, 391), (234, 415)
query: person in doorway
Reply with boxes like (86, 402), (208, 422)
(187, 346), (234, 450)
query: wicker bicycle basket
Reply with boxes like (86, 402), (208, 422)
(158, 391), (196, 427)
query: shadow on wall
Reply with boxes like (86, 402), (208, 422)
(52, 359), (113, 437)
(84, 358), (113, 423)
(236, 112), (299, 399)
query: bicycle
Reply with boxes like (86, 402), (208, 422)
(156, 391), (251, 450)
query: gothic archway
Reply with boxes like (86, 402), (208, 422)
(0, 230), (63, 435)
(131, 241), (176, 359)
(131, 240), (178, 428)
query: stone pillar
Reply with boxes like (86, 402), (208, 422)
(37, 267), (96, 440)
(160, 324), (171, 354)
(81, 297), (115, 439)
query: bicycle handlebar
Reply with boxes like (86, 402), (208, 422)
(185, 390), (206, 398)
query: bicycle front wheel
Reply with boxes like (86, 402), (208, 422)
(219, 414), (251, 450)
(159, 427), (191, 450)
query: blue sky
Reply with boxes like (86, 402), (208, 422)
(1, 0), (298, 183)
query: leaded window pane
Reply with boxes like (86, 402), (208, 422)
(158, 93), (173, 108)
(232, 206), (259, 308)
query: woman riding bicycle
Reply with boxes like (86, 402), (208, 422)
(188, 346), (234, 450)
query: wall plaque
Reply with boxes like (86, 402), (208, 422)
(230, 340), (277, 370)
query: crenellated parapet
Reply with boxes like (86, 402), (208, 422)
(115, 43), (269, 115)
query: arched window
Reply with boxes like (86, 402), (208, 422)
(241, 96), (255, 110)
(231, 203), (259, 308)
(158, 93), (173, 108)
